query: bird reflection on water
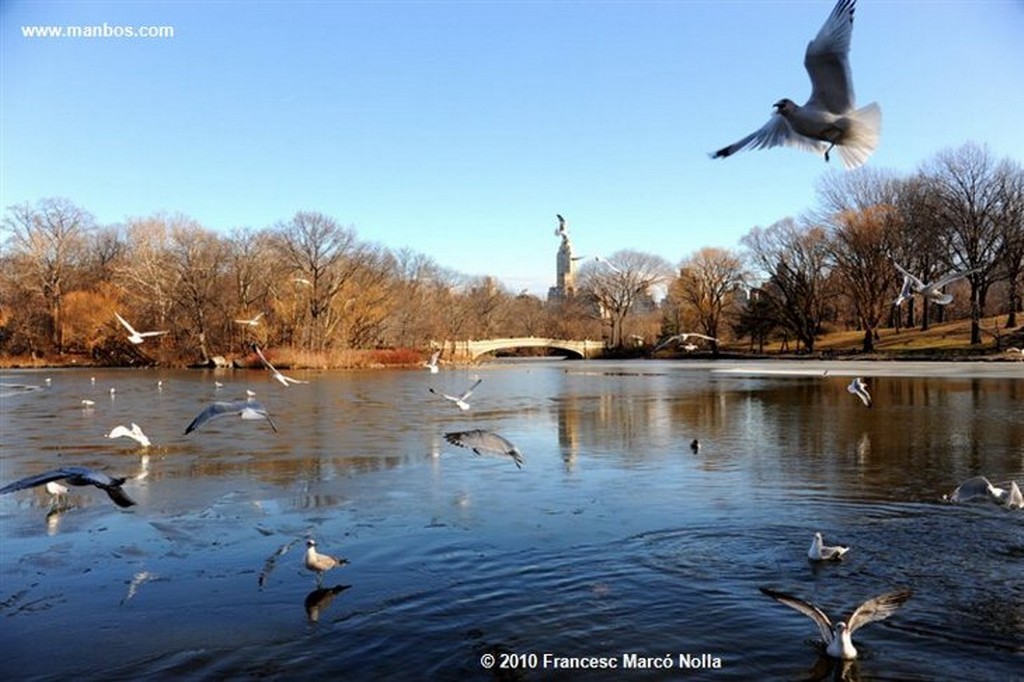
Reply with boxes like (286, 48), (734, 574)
(304, 585), (352, 623)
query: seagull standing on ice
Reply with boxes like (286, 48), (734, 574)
(429, 377), (483, 411)
(759, 586), (912, 660)
(114, 312), (168, 345)
(892, 263), (979, 306)
(1, 466), (137, 508)
(444, 429), (525, 469)
(108, 423), (152, 448)
(847, 377), (872, 407)
(304, 539), (347, 586)
(807, 532), (850, 561)
(252, 344), (309, 386)
(711, 0), (880, 169)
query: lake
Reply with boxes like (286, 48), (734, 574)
(1, 359), (1021, 681)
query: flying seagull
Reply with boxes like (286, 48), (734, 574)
(234, 312), (265, 327)
(893, 274), (913, 307)
(892, 263), (979, 306)
(711, 0), (880, 169)
(114, 312), (168, 345)
(304, 539), (347, 586)
(429, 377), (483, 411)
(944, 475), (1023, 509)
(184, 399), (278, 434)
(847, 377), (872, 407)
(555, 213), (568, 239)
(252, 344), (309, 386)
(425, 348), (442, 374)
(807, 532), (850, 561)
(654, 332), (719, 353)
(108, 423), (152, 448)
(759, 586), (912, 660)
(444, 429), (525, 469)
(1, 466), (137, 508)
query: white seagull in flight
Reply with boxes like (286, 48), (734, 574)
(429, 377), (483, 411)
(425, 349), (442, 374)
(444, 429), (525, 469)
(184, 399), (278, 434)
(252, 344), (309, 386)
(807, 532), (850, 561)
(892, 263), (979, 306)
(114, 312), (168, 345)
(234, 312), (265, 327)
(847, 377), (872, 407)
(759, 586), (912, 660)
(108, 423), (152, 448)
(1, 466), (137, 508)
(654, 332), (719, 353)
(711, 0), (880, 169)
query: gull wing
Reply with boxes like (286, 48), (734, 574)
(0, 468), (81, 494)
(459, 378), (483, 401)
(804, 0), (856, 114)
(931, 268), (979, 289)
(759, 587), (834, 644)
(444, 429), (523, 467)
(253, 344), (278, 372)
(847, 589), (912, 635)
(186, 400), (248, 434)
(98, 482), (137, 507)
(948, 475), (997, 503)
(114, 312), (139, 336)
(139, 330), (168, 338)
(428, 387), (458, 403)
(892, 262), (925, 290)
(109, 425), (132, 439)
(711, 114), (827, 160)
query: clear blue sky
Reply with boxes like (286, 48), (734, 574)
(3, 1), (1022, 295)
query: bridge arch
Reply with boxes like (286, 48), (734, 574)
(451, 337), (603, 360)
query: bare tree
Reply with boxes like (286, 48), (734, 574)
(741, 218), (833, 353)
(668, 247), (746, 348)
(924, 143), (1006, 344)
(167, 219), (229, 362)
(994, 160), (1024, 328)
(2, 198), (95, 352)
(577, 250), (672, 349)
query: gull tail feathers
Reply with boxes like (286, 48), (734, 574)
(837, 102), (881, 170)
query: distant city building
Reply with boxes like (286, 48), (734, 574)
(547, 231), (576, 303)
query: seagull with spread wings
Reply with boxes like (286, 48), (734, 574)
(114, 312), (168, 345)
(1, 466), (137, 508)
(425, 348), (442, 374)
(252, 344), (309, 386)
(759, 587), (912, 660)
(108, 423), (152, 448)
(445, 429), (524, 469)
(184, 399), (278, 434)
(711, 0), (880, 169)
(847, 377), (872, 407)
(892, 262), (979, 306)
(654, 332), (719, 353)
(429, 377), (483, 411)
(234, 312), (265, 327)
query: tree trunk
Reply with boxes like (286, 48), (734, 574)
(862, 327), (874, 352)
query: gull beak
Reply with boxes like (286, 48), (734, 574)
(772, 100), (785, 112)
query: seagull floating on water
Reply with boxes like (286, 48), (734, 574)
(252, 344), (309, 386)
(234, 312), (265, 327)
(847, 377), (872, 407)
(759, 586), (912, 660)
(1, 466), (137, 508)
(81, 399), (95, 407)
(108, 423), (152, 448)
(114, 312), (168, 345)
(892, 263), (979, 306)
(425, 349), (442, 374)
(444, 429), (524, 469)
(711, 0), (880, 169)
(690, 439), (701, 453)
(305, 539), (347, 586)
(808, 532), (850, 561)
(944, 475), (1023, 509)
(184, 399), (278, 434)
(429, 377), (483, 411)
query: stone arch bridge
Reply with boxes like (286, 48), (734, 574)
(448, 337), (603, 360)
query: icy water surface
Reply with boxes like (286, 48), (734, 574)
(1, 360), (1021, 681)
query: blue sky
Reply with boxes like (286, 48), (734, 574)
(3, 1), (1023, 295)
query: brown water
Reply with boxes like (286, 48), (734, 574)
(1, 360), (1021, 681)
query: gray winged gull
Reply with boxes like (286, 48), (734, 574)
(711, 0), (880, 169)
(892, 262), (979, 306)
(760, 586), (911, 659)
(1, 466), (137, 508)
(252, 343), (309, 386)
(807, 532), (850, 561)
(429, 377), (483, 411)
(444, 429), (524, 469)
(184, 399), (278, 434)
(305, 539), (348, 586)
(847, 377), (872, 407)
